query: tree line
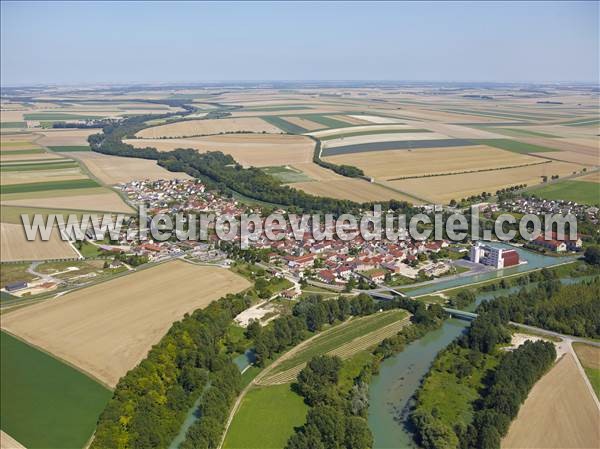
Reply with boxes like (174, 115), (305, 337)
(282, 301), (448, 449)
(91, 290), (252, 448)
(478, 276), (600, 338)
(411, 309), (556, 449)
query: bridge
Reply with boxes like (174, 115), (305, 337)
(443, 308), (478, 321)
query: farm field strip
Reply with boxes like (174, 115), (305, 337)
(470, 138), (556, 154)
(257, 311), (408, 383)
(308, 124), (414, 138)
(387, 160), (587, 204)
(136, 116), (283, 138)
(318, 128), (431, 141)
(279, 115), (327, 131)
(322, 131), (451, 149)
(0, 160), (78, 171)
(321, 138), (475, 157)
(323, 145), (542, 180)
(0, 178), (100, 194)
(261, 115), (308, 133)
(1, 261), (251, 387)
(258, 315), (410, 385)
(0, 167), (87, 185)
(348, 114), (404, 124)
(126, 134), (315, 167)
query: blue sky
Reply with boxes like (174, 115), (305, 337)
(1, 1), (598, 85)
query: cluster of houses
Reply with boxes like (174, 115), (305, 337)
(499, 197), (598, 222)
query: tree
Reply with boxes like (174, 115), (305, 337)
(584, 245), (600, 265)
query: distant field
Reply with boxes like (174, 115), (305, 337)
(0, 122), (27, 129)
(136, 117), (282, 138)
(1, 261), (251, 387)
(491, 128), (558, 138)
(322, 138), (474, 157)
(280, 116), (325, 131)
(531, 180), (600, 205)
(262, 115), (308, 133)
(0, 179), (100, 195)
(292, 178), (418, 203)
(0, 161), (79, 172)
(388, 161), (585, 203)
(1, 331), (111, 449)
(300, 113), (354, 129)
(126, 134), (315, 168)
(470, 138), (555, 153)
(23, 113), (103, 121)
(69, 151), (191, 184)
(1, 189), (134, 213)
(47, 145), (90, 152)
(0, 148), (44, 155)
(324, 145), (541, 180)
(502, 354), (600, 449)
(37, 128), (101, 147)
(222, 384), (308, 449)
(319, 128), (431, 141)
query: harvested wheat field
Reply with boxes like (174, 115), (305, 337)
(1, 168), (86, 186)
(36, 128), (101, 146)
(136, 117), (282, 138)
(126, 134), (315, 167)
(542, 151), (600, 166)
(1, 261), (251, 387)
(502, 353), (600, 449)
(0, 152), (62, 162)
(0, 222), (79, 262)
(70, 151), (191, 184)
(324, 145), (541, 180)
(1, 189), (134, 213)
(577, 171), (600, 182)
(387, 161), (587, 203)
(292, 178), (419, 203)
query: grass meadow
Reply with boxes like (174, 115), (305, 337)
(222, 384), (308, 449)
(532, 179), (600, 205)
(0, 331), (112, 449)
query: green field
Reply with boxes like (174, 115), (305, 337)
(492, 128), (558, 138)
(0, 122), (27, 129)
(244, 105), (312, 112)
(222, 384), (308, 449)
(415, 345), (499, 432)
(23, 113), (103, 121)
(531, 180), (600, 205)
(301, 114), (353, 129)
(0, 331), (112, 449)
(48, 146), (91, 152)
(319, 128), (430, 140)
(471, 138), (555, 154)
(0, 148), (45, 155)
(0, 179), (100, 195)
(271, 310), (408, 375)
(0, 262), (36, 288)
(261, 165), (313, 183)
(262, 116), (307, 134)
(0, 161), (78, 172)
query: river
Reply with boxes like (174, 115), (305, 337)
(368, 271), (594, 449)
(405, 243), (575, 297)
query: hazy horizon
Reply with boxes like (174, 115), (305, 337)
(2, 1), (598, 86)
